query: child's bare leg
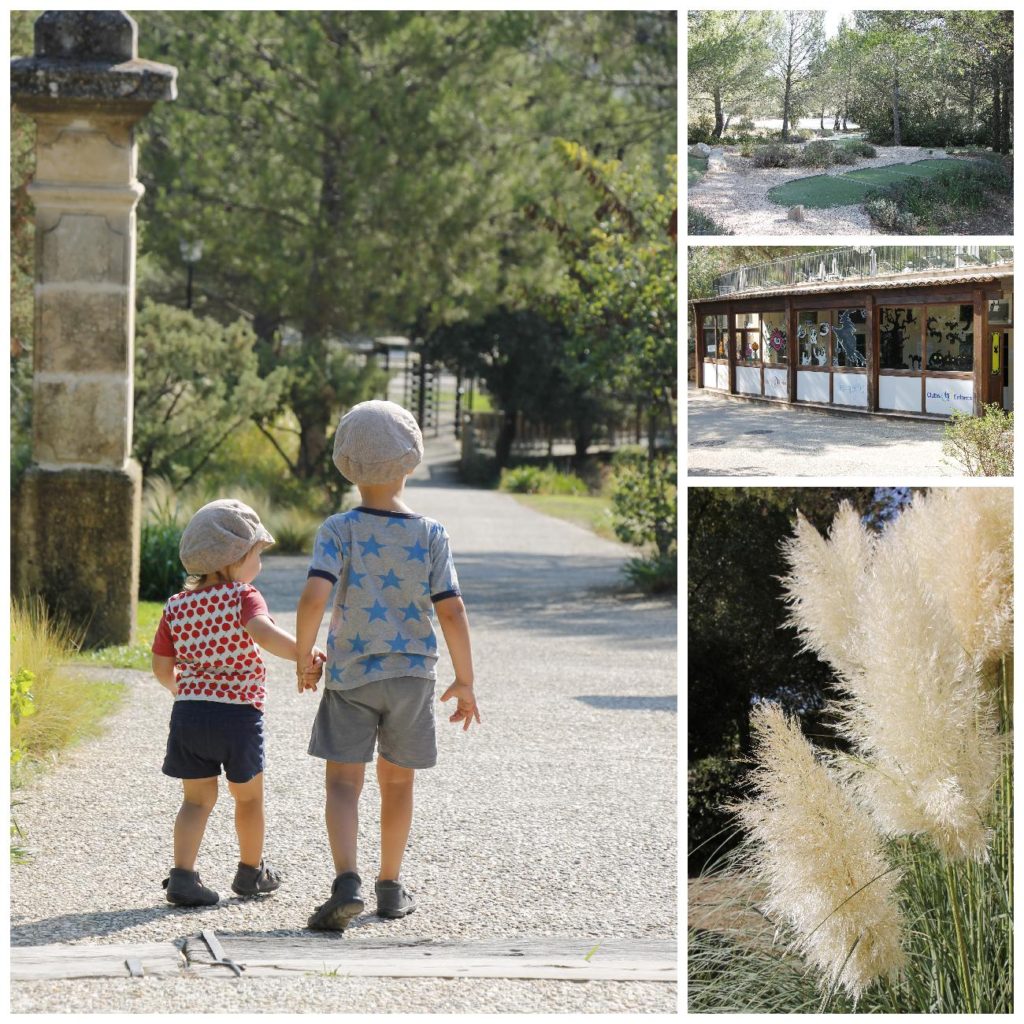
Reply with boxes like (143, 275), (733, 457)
(325, 761), (365, 875)
(174, 777), (218, 870)
(377, 756), (415, 881)
(228, 773), (265, 867)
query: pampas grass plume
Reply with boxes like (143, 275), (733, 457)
(735, 703), (906, 1001)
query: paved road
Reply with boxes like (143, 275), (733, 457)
(687, 386), (959, 478)
(11, 444), (677, 1013)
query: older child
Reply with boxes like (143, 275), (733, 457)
(296, 400), (480, 930)
(152, 498), (324, 906)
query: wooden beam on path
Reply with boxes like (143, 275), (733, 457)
(12, 942), (186, 980)
(182, 934), (677, 982)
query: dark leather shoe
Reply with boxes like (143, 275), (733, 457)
(307, 871), (364, 930)
(375, 878), (416, 919)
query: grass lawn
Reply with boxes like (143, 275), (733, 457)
(766, 159), (976, 208)
(437, 389), (493, 413)
(688, 154), (708, 186)
(510, 493), (618, 542)
(73, 600), (164, 670)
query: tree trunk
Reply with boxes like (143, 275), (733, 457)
(722, 112), (732, 135)
(819, 108), (825, 130)
(1000, 64), (1012, 155)
(891, 67), (902, 146)
(495, 408), (517, 468)
(781, 72), (793, 140)
(833, 114), (841, 131)
(713, 86), (724, 139)
(967, 78), (977, 140)
(295, 409), (330, 480)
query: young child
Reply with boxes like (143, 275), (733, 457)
(296, 400), (480, 931)
(151, 498), (324, 906)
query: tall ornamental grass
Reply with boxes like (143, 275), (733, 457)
(689, 488), (1012, 1013)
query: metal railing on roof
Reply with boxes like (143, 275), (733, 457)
(709, 245), (1014, 298)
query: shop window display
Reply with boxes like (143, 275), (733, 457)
(879, 307), (922, 370)
(798, 312), (829, 366)
(831, 309), (868, 368)
(736, 312), (761, 365)
(925, 304), (973, 372)
(760, 311), (788, 365)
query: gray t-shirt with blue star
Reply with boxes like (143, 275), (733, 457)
(307, 506), (461, 690)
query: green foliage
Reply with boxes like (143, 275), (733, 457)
(942, 405), (1013, 477)
(687, 206), (731, 236)
(10, 669), (36, 765)
(264, 506), (322, 553)
(864, 162), (1012, 233)
(750, 143), (796, 168)
(140, 520), (187, 602)
(797, 141), (843, 167)
(75, 602), (165, 671)
(688, 114), (716, 146)
(688, 755), (746, 873)
(843, 139), (876, 158)
(609, 449), (676, 558)
(133, 300), (287, 485)
(499, 464), (588, 496)
(623, 551), (677, 594)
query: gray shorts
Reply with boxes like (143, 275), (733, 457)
(308, 676), (437, 769)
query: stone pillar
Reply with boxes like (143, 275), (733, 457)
(11, 12), (176, 646)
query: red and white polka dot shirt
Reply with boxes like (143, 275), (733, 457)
(152, 581), (270, 712)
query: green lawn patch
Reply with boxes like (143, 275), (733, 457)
(511, 494), (618, 542)
(688, 154), (708, 186)
(767, 159), (974, 208)
(73, 600), (164, 670)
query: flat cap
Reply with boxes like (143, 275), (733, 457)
(179, 498), (274, 575)
(333, 400), (423, 485)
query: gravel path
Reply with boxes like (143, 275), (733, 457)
(687, 145), (952, 235)
(11, 446), (677, 1013)
(687, 386), (957, 478)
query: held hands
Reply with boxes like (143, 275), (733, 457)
(440, 680), (481, 731)
(297, 648), (327, 693)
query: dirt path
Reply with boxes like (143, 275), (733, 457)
(11, 442), (677, 1013)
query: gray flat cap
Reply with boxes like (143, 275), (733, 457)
(333, 400), (423, 485)
(179, 498), (275, 575)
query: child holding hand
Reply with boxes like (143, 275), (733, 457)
(151, 499), (324, 906)
(296, 400), (480, 931)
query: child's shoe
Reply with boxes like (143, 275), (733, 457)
(375, 879), (416, 918)
(162, 868), (219, 907)
(307, 871), (365, 930)
(231, 858), (282, 897)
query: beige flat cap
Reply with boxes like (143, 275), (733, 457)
(179, 498), (275, 575)
(333, 400), (423, 485)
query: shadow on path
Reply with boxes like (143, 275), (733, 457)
(573, 695), (677, 713)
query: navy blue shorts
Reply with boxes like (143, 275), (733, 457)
(162, 700), (265, 784)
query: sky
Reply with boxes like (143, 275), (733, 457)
(824, 10), (845, 39)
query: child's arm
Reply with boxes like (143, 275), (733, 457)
(151, 654), (178, 695)
(296, 577), (333, 693)
(435, 596), (481, 730)
(246, 615), (326, 676)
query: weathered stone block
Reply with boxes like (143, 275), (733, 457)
(36, 122), (133, 186)
(34, 11), (137, 62)
(13, 462), (141, 647)
(788, 205), (805, 222)
(33, 376), (131, 464)
(39, 212), (126, 282)
(689, 142), (712, 157)
(36, 291), (129, 372)
(707, 149), (728, 172)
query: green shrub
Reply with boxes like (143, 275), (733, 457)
(751, 143), (796, 168)
(864, 196), (919, 233)
(687, 205), (731, 236)
(797, 141), (839, 167)
(942, 404), (1013, 476)
(140, 520), (187, 601)
(610, 450), (677, 558)
(264, 506), (322, 554)
(499, 464), (588, 496)
(688, 115), (716, 146)
(10, 668), (36, 766)
(843, 139), (876, 158)
(818, 128), (834, 138)
(740, 142), (753, 158)
(734, 116), (755, 133)
(623, 552), (677, 594)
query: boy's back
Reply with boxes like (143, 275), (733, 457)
(307, 507), (460, 689)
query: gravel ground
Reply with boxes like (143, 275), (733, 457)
(687, 145), (952, 235)
(687, 386), (958, 477)
(11, 447), (677, 1012)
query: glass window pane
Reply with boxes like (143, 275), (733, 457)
(832, 309), (868, 368)
(879, 307), (922, 370)
(926, 304), (973, 371)
(988, 299), (1011, 324)
(761, 311), (788, 365)
(798, 311), (829, 366)
(737, 312), (761, 330)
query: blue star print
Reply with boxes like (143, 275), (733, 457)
(341, 540), (351, 558)
(349, 633), (368, 654)
(328, 664), (343, 683)
(359, 536), (384, 558)
(424, 632), (437, 651)
(421, 581), (431, 597)
(366, 600), (389, 623)
(406, 653), (427, 669)
(388, 632), (410, 653)
(403, 539), (429, 562)
(348, 568), (366, 589)
(379, 569), (402, 589)
(401, 602), (422, 622)
(363, 654), (385, 674)
(320, 537), (340, 561)
(326, 632), (336, 650)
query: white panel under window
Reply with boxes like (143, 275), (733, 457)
(736, 366), (761, 395)
(832, 373), (867, 407)
(879, 376), (922, 412)
(925, 377), (975, 415)
(716, 365), (729, 390)
(764, 368), (788, 399)
(702, 362), (720, 389)
(797, 371), (829, 403)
